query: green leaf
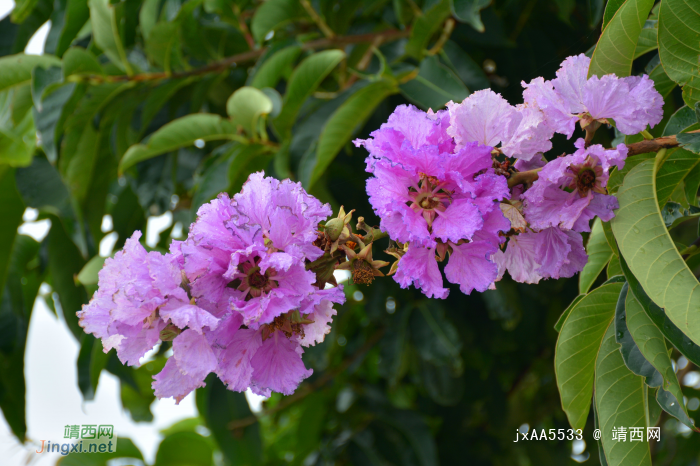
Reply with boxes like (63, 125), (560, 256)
(197, 376), (262, 466)
(677, 133), (700, 155)
(76, 255), (106, 286)
(307, 80), (397, 188)
(685, 163), (700, 205)
(76, 334), (109, 401)
(120, 114), (237, 174)
(619, 254), (700, 370)
(47, 215), (87, 340)
(32, 78), (77, 164)
(154, 431), (213, 466)
(0, 168), (26, 307)
(440, 41), (489, 91)
(658, 0), (700, 106)
(580, 218), (613, 294)
(633, 26), (657, 59)
(45, 0), (90, 57)
(607, 254), (622, 278)
(595, 322), (652, 466)
(602, 220), (619, 256)
(406, 0), (451, 58)
(250, 0), (306, 43)
(611, 158), (700, 347)
(227, 144), (273, 195)
(12, 0), (40, 24)
(646, 56), (676, 97)
(625, 289), (695, 429)
(554, 295), (585, 333)
(62, 47), (104, 76)
(450, 0), (490, 32)
(399, 55), (469, 111)
(0, 54), (61, 93)
(655, 148), (700, 207)
(0, 234), (42, 441)
(145, 22), (183, 72)
(554, 281), (623, 430)
(663, 105), (700, 137)
(615, 283), (663, 387)
(88, 0), (132, 74)
(274, 50), (345, 137)
(602, 0), (625, 30)
(120, 358), (166, 422)
(0, 89), (36, 167)
(248, 46), (302, 89)
(588, 0), (655, 78)
(139, 0), (159, 40)
(608, 153), (654, 194)
(226, 86), (273, 138)
(139, 78), (193, 134)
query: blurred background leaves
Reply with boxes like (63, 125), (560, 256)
(1, 0), (699, 464)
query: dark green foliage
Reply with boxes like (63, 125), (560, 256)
(2, 0), (700, 464)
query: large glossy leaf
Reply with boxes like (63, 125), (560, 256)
(0, 88), (36, 167)
(307, 80), (397, 188)
(62, 47), (104, 76)
(580, 218), (613, 294)
(274, 50), (345, 137)
(249, 46), (302, 89)
(602, 0), (625, 30)
(633, 27), (657, 59)
(555, 282), (623, 430)
(119, 114), (237, 173)
(440, 41), (489, 91)
(646, 55), (676, 97)
(658, 0), (700, 106)
(0, 54), (61, 93)
(655, 148), (700, 207)
(145, 22), (183, 72)
(588, 0), (654, 78)
(399, 55), (469, 111)
(619, 254), (700, 370)
(625, 288), (695, 429)
(595, 322), (652, 466)
(88, 0), (132, 74)
(615, 283), (663, 387)
(611, 158), (700, 346)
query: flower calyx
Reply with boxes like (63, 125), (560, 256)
(322, 206), (355, 254)
(338, 241), (389, 285)
(261, 310), (314, 341)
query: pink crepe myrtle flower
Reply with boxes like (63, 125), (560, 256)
(522, 139), (627, 232)
(78, 232), (218, 368)
(446, 89), (554, 162)
(495, 227), (587, 283)
(355, 104), (511, 298)
(522, 54), (663, 137)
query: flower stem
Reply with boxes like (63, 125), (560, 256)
(507, 168), (542, 188)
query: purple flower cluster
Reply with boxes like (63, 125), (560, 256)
(79, 173), (344, 402)
(357, 54), (662, 293)
(355, 105), (511, 298)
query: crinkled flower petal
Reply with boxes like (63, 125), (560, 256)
(250, 331), (313, 396)
(522, 77), (577, 137)
(172, 329), (218, 381)
(444, 241), (499, 294)
(152, 358), (206, 404)
(535, 227), (587, 279)
(496, 232), (543, 284)
(551, 54), (589, 114)
(447, 89), (518, 149)
(394, 246), (448, 299)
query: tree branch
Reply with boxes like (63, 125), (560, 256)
(626, 129), (700, 156)
(72, 29), (411, 84)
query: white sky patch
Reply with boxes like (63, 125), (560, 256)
(25, 21), (50, 55)
(146, 212), (173, 248)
